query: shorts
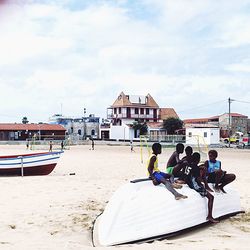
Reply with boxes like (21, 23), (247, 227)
(153, 172), (171, 183)
(191, 177), (207, 197)
(207, 171), (226, 183)
(166, 166), (174, 174)
(195, 186), (207, 197)
(207, 172), (216, 183)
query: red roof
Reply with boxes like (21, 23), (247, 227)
(0, 123), (66, 131)
(183, 118), (210, 124)
(159, 108), (179, 119)
(229, 113), (248, 118)
(147, 122), (163, 129)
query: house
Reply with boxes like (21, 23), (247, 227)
(49, 114), (100, 139)
(0, 123), (66, 141)
(219, 113), (249, 137)
(184, 113), (250, 138)
(185, 124), (220, 146)
(100, 92), (179, 140)
(159, 108), (179, 121)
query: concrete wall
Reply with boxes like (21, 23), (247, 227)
(186, 127), (220, 145)
(109, 125), (133, 140)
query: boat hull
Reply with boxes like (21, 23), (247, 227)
(0, 151), (62, 176)
(96, 180), (242, 246)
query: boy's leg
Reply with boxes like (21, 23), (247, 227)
(201, 169), (213, 192)
(163, 173), (182, 189)
(214, 170), (224, 189)
(156, 173), (186, 199)
(218, 173), (236, 193)
(205, 192), (219, 223)
(164, 180), (187, 200)
(172, 163), (185, 177)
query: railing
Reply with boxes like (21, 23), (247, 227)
(148, 134), (186, 143)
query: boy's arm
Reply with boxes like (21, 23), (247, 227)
(148, 156), (157, 183)
(201, 161), (213, 192)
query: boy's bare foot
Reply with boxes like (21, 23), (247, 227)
(175, 195), (188, 200)
(172, 183), (182, 189)
(219, 186), (227, 193)
(213, 186), (221, 192)
(206, 216), (219, 223)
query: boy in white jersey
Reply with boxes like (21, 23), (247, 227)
(147, 143), (187, 200)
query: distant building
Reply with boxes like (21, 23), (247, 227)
(219, 113), (249, 137)
(0, 123), (66, 141)
(100, 92), (179, 140)
(159, 108), (179, 121)
(49, 114), (100, 139)
(185, 125), (220, 146)
(184, 113), (250, 137)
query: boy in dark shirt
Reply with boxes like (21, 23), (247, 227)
(183, 152), (219, 223)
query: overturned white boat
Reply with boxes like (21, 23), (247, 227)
(94, 179), (242, 246)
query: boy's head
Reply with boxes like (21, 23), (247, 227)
(185, 146), (193, 156)
(176, 143), (184, 153)
(152, 143), (162, 155)
(192, 152), (201, 165)
(208, 150), (218, 161)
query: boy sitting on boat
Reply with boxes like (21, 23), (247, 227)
(166, 143), (186, 177)
(147, 143), (187, 200)
(182, 152), (219, 223)
(202, 150), (236, 193)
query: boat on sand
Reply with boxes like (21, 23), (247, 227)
(94, 178), (242, 246)
(0, 151), (63, 176)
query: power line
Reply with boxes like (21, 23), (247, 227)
(178, 99), (226, 113)
(233, 99), (250, 104)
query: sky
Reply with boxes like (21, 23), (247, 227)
(0, 0), (250, 123)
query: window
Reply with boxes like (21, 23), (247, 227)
(188, 132), (192, 137)
(204, 132), (207, 137)
(140, 108), (144, 114)
(78, 129), (81, 135)
(119, 107), (121, 114)
(135, 108), (139, 114)
(146, 108), (149, 115)
(91, 129), (95, 136)
(114, 108), (117, 114)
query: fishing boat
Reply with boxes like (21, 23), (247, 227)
(0, 151), (63, 176)
(94, 179), (243, 246)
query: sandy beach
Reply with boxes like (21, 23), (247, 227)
(0, 144), (249, 250)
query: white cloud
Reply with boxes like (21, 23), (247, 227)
(0, 0), (250, 123)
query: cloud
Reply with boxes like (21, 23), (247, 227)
(0, 0), (250, 123)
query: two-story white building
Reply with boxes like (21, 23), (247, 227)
(100, 92), (179, 141)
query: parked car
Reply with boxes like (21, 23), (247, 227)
(240, 135), (250, 147)
(223, 137), (239, 144)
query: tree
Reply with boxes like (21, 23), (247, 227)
(22, 116), (29, 124)
(132, 120), (148, 137)
(162, 117), (183, 134)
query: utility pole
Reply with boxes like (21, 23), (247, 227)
(83, 108), (86, 140)
(228, 97), (234, 148)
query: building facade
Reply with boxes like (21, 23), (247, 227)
(219, 113), (249, 137)
(184, 113), (250, 138)
(0, 123), (66, 141)
(49, 114), (100, 139)
(100, 92), (179, 140)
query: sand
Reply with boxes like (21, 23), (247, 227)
(0, 144), (249, 250)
